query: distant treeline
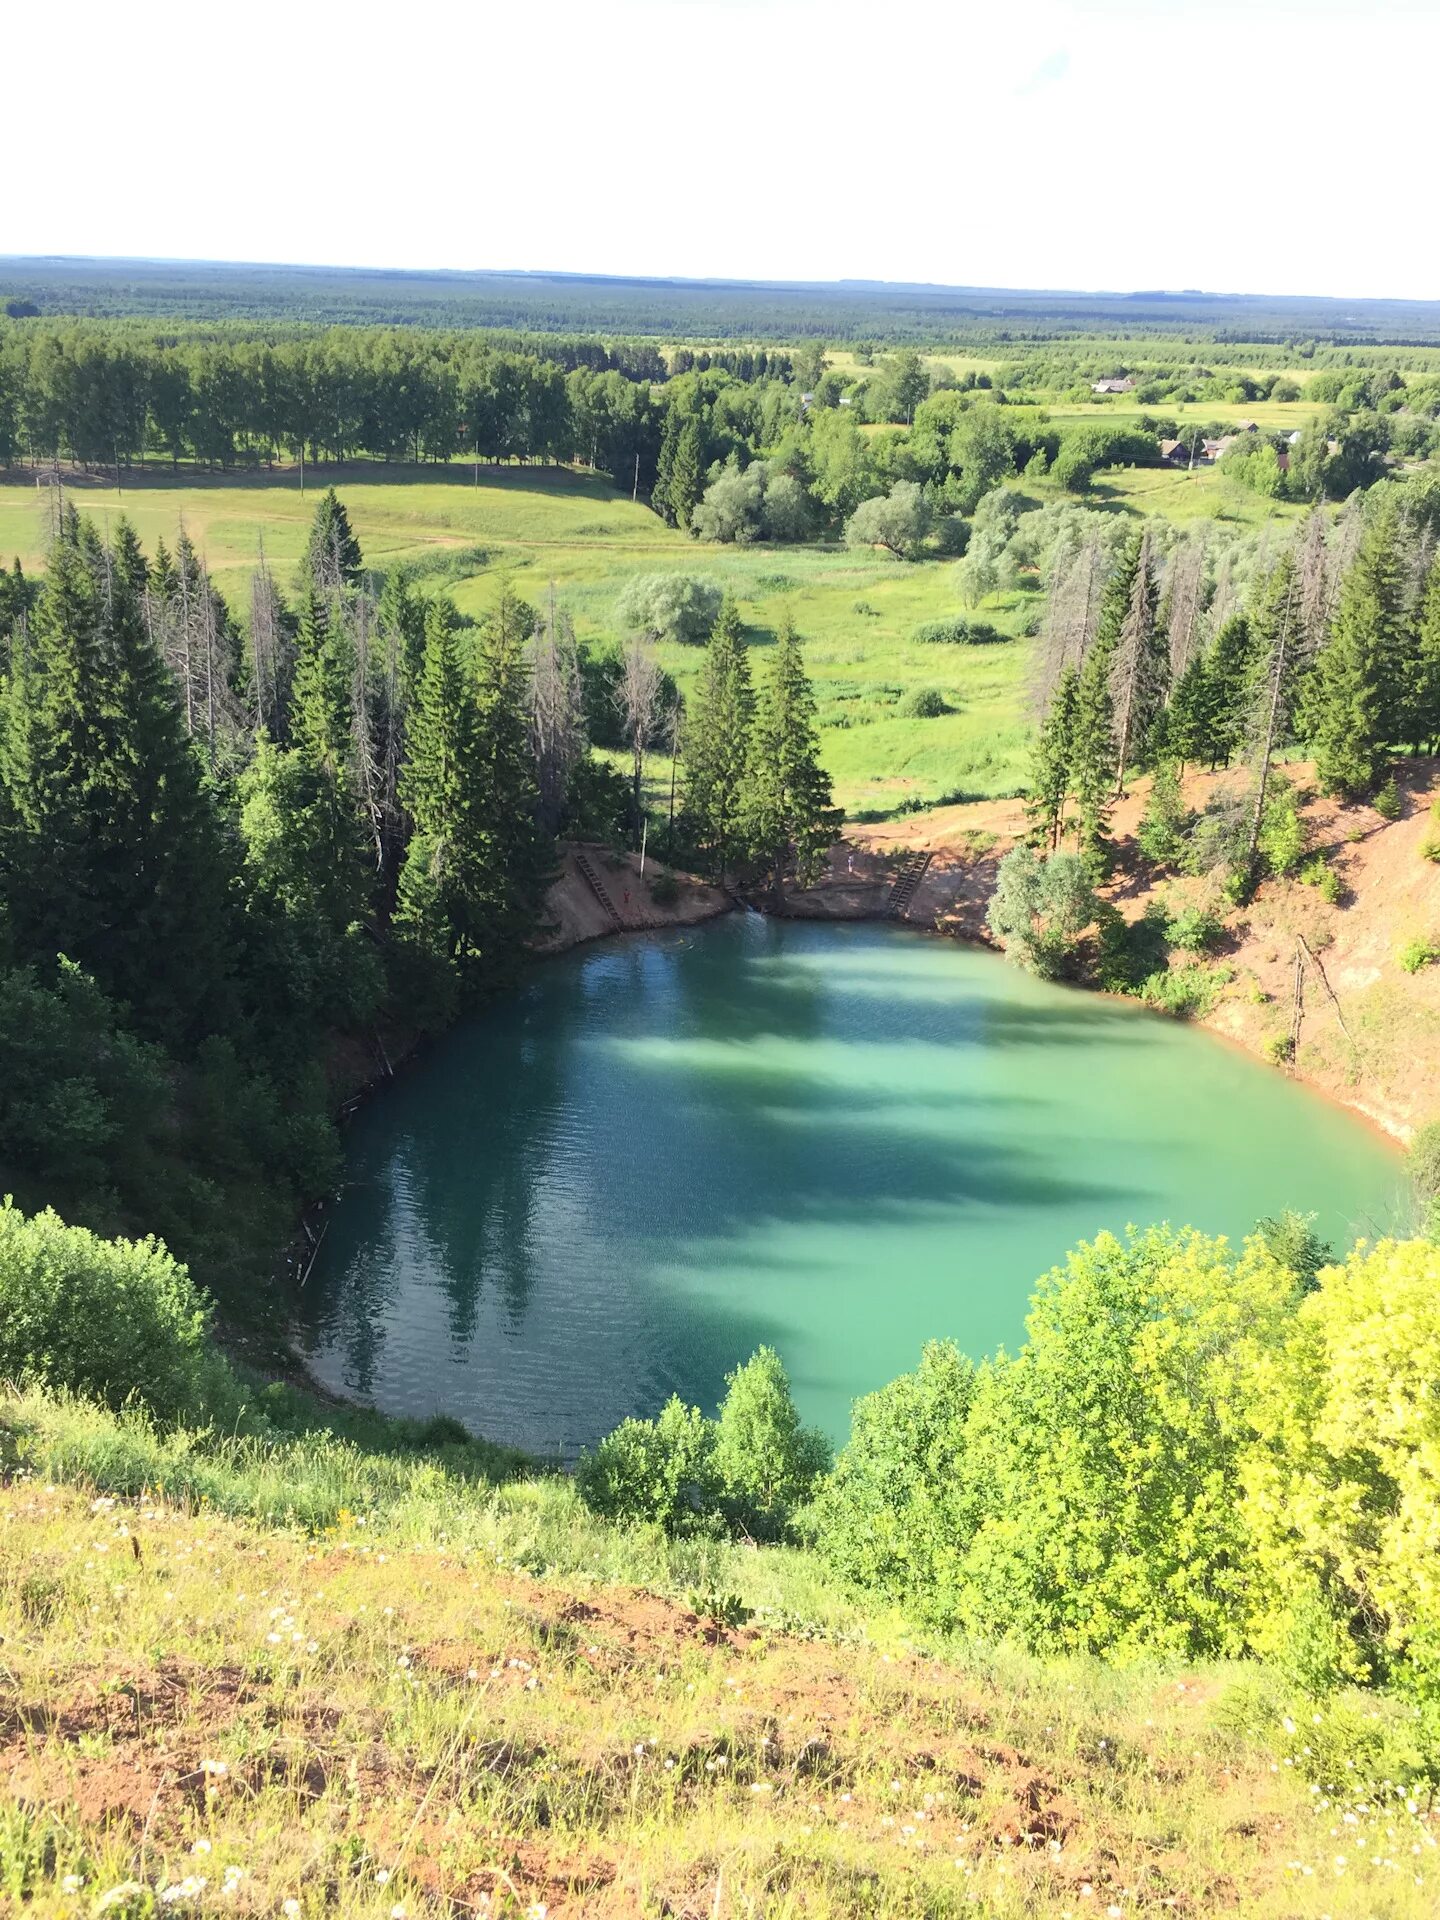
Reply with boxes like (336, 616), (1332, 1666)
(11, 258), (1440, 346)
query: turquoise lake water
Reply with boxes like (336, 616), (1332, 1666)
(296, 916), (1403, 1455)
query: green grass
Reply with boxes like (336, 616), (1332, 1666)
(0, 448), (1321, 820)
(2, 1385), (1436, 1919)
(0, 465), (1033, 816)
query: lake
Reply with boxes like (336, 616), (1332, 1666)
(297, 916), (1403, 1455)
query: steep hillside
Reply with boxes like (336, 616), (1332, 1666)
(830, 759), (1440, 1144)
(3, 1437), (1435, 1920)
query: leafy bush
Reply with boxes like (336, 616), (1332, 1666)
(574, 1396), (721, 1536)
(1093, 900), (1167, 993)
(1165, 904), (1226, 954)
(956, 1227), (1296, 1656)
(1409, 1122), (1440, 1239)
(1261, 1031), (1294, 1067)
(1139, 963), (1229, 1020)
(1422, 835), (1440, 864)
(812, 1341), (975, 1612)
(0, 1202), (228, 1424)
(911, 617), (1005, 646)
(576, 1347), (826, 1542)
(986, 845), (1097, 980)
(615, 573), (722, 646)
(648, 871), (680, 908)
(713, 1347), (829, 1540)
(1244, 1238), (1440, 1712)
(897, 686), (950, 718)
(1399, 936), (1439, 975)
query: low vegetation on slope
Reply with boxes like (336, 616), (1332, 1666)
(2, 1403), (1438, 1920)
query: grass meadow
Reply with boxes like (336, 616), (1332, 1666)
(0, 448), (1307, 816)
(0, 465), (1036, 815)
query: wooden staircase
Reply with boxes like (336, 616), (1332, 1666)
(886, 850), (932, 919)
(573, 845), (624, 931)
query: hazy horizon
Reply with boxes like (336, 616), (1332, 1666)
(14, 0), (1436, 303)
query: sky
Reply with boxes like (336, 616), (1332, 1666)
(6, 0), (1434, 300)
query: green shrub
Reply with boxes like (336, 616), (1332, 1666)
(575, 1347), (827, 1542)
(897, 686), (950, 718)
(987, 846), (1097, 981)
(1165, 904), (1226, 954)
(812, 1341), (975, 1614)
(648, 871), (680, 908)
(1409, 1122), (1440, 1240)
(713, 1347), (829, 1541)
(573, 1395), (721, 1536)
(1139, 963), (1229, 1020)
(1245, 1238), (1440, 1715)
(0, 1202), (226, 1423)
(1373, 773), (1403, 821)
(1399, 936), (1439, 975)
(1093, 901), (1167, 993)
(911, 617), (1004, 646)
(1261, 1031), (1294, 1067)
(1253, 1209), (1332, 1292)
(1421, 835), (1440, 865)
(956, 1227), (1296, 1657)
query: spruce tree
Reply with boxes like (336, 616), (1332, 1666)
(471, 596), (551, 966)
(92, 522), (236, 1037)
(0, 530), (103, 968)
(1027, 663), (1078, 851)
(1137, 760), (1191, 870)
(1166, 653), (1212, 772)
(1066, 548), (1131, 878)
(743, 613), (839, 899)
(1204, 613), (1258, 767)
(304, 487), (363, 591)
(394, 597), (487, 1008)
(684, 594), (755, 884)
(1411, 561), (1440, 755)
(670, 417), (706, 532)
(1303, 503), (1405, 798)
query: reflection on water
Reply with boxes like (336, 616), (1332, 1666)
(296, 917), (1402, 1456)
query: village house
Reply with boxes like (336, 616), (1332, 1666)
(1091, 376), (1135, 394)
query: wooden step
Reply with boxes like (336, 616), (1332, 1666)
(573, 846), (624, 931)
(886, 850), (932, 919)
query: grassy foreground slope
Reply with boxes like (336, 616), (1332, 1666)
(3, 1390), (1435, 1920)
(0, 468), (1032, 815)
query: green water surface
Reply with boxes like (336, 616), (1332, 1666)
(297, 917), (1402, 1454)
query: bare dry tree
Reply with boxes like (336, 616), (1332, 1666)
(348, 590), (387, 875)
(1296, 505), (1331, 661)
(616, 630), (664, 833)
(248, 536), (287, 739)
(1163, 531), (1208, 680)
(1324, 497), (1366, 625)
(1110, 529), (1165, 795)
(1243, 564), (1300, 882)
(1031, 536), (1103, 719)
(377, 597), (408, 897)
(528, 588), (586, 836)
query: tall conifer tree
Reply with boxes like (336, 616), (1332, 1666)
(684, 595), (755, 884)
(743, 613), (839, 898)
(1303, 502), (1405, 797)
